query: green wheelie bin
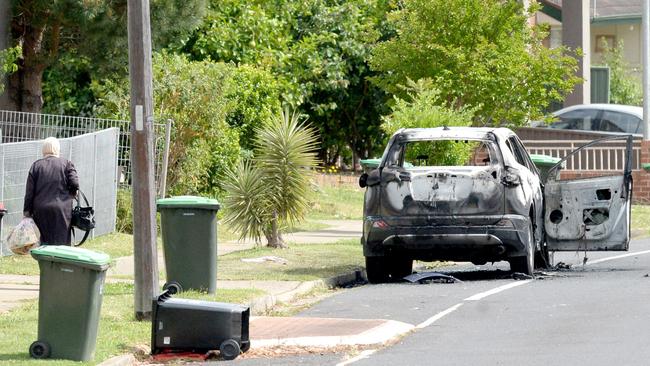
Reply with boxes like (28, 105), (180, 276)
(530, 154), (562, 181)
(29, 246), (110, 361)
(157, 196), (221, 294)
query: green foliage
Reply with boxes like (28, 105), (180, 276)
(9, 0), (208, 112)
(222, 161), (270, 244)
(382, 79), (475, 165)
(597, 40), (642, 106)
(371, 0), (580, 126)
(96, 53), (241, 197)
(223, 110), (320, 246)
(0, 46), (21, 93)
(182, 0), (391, 162)
(116, 189), (133, 234)
(224, 65), (285, 151)
(42, 52), (97, 116)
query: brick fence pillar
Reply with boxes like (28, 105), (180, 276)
(635, 140), (650, 203)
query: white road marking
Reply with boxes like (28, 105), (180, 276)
(415, 303), (463, 329)
(585, 249), (650, 265)
(464, 280), (533, 301)
(336, 349), (378, 366)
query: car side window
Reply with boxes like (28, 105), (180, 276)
(553, 109), (599, 130)
(506, 137), (527, 168)
(599, 111), (642, 134)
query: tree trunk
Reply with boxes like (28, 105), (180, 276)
(264, 211), (286, 248)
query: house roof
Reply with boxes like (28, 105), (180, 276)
(540, 0), (642, 23)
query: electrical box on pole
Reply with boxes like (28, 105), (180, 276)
(127, 0), (159, 320)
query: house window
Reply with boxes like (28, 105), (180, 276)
(595, 35), (616, 52)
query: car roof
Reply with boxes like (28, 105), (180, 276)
(394, 127), (515, 140)
(553, 104), (643, 118)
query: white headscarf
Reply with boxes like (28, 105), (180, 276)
(42, 137), (60, 157)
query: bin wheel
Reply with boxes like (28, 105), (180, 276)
(220, 339), (241, 360)
(240, 341), (250, 353)
(163, 281), (182, 294)
(29, 341), (51, 359)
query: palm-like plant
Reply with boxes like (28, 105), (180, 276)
(223, 109), (319, 247)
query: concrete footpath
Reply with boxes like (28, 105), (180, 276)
(0, 220), (413, 364)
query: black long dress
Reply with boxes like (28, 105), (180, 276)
(23, 156), (80, 245)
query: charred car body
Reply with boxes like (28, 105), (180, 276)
(360, 127), (632, 283)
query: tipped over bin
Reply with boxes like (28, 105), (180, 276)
(157, 196), (221, 294)
(29, 246), (110, 361)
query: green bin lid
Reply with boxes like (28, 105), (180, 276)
(157, 195), (221, 210)
(529, 154), (561, 166)
(359, 158), (382, 168)
(31, 246), (110, 267)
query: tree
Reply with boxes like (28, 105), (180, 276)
(598, 40), (642, 106)
(370, 0), (579, 126)
(4, 0), (206, 113)
(222, 110), (319, 248)
(382, 79), (476, 165)
(182, 0), (391, 164)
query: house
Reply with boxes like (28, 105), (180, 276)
(538, 0), (642, 80)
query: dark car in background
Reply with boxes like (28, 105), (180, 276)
(359, 127), (633, 283)
(548, 104), (643, 135)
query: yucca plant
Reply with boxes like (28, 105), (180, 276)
(223, 109), (319, 248)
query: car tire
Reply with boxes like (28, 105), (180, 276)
(389, 257), (413, 281)
(365, 256), (390, 284)
(534, 242), (550, 269)
(509, 220), (535, 276)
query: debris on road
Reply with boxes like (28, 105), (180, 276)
(511, 272), (534, 280)
(241, 256), (288, 265)
(553, 262), (572, 271)
(403, 272), (462, 284)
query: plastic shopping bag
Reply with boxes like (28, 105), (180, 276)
(7, 217), (41, 255)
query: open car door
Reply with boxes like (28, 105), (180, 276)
(544, 135), (633, 251)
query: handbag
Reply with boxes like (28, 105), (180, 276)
(71, 190), (95, 246)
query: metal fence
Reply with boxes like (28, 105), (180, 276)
(522, 139), (641, 171)
(0, 129), (119, 255)
(0, 110), (170, 192)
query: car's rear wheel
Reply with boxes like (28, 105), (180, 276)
(389, 257), (413, 281)
(365, 256), (390, 284)
(509, 220), (534, 276)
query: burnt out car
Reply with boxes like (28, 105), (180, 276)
(359, 127), (633, 283)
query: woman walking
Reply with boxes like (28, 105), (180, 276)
(23, 137), (80, 245)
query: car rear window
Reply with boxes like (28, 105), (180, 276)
(393, 139), (496, 168)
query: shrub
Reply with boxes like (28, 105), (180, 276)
(95, 52), (242, 197)
(222, 110), (319, 247)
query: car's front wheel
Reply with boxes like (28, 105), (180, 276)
(509, 220), (535, 276)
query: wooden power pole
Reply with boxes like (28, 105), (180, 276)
(127, 0), (159, 320)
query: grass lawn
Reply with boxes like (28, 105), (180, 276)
(0, 282), (264, 366)
(631, 205), (650, 237)
(306, 185), (364, 221)
(0, 233), (139, 276)
(217, 239), (364, 281)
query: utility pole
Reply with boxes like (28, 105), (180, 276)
(642, 0), (650, 141)
(127, 0), (159, 320)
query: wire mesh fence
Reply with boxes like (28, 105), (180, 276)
(0, 128), (120, 255)
(0, 110), (170, 191)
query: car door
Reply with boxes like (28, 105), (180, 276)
(543, 135), (633, 251)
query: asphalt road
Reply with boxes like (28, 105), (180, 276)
(219, 238), (650, 366)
